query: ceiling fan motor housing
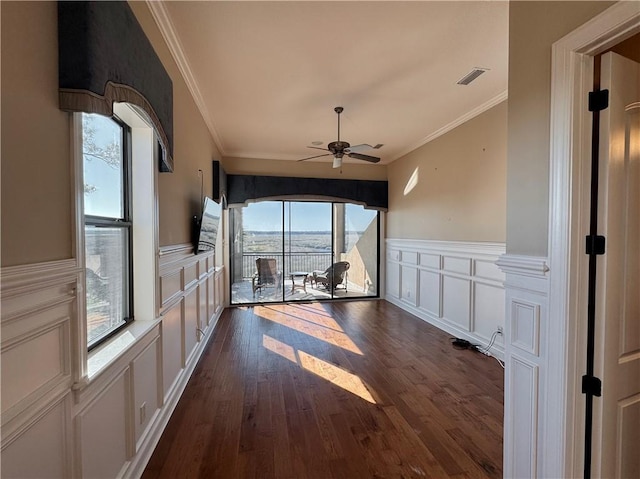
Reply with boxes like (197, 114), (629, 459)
(328, 140), (350, 157)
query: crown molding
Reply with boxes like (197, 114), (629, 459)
(390, 89), (508, 163)
(145, 1), (226, 155)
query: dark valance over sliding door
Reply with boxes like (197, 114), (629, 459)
(58, 1), (174, 172)
(227, 175), (388, 211)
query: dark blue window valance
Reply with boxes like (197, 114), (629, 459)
(58, 1), (174, 172)
(227, 175), (388, 211)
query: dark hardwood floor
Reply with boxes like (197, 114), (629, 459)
(143, 300), (504, 479)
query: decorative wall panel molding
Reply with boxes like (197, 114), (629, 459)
(497, 254), (549, 479)
(1, 247), (225, 478)
(385, 239), (506, 357)
(1, 261), (76, 433)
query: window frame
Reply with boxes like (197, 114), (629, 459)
(82, 114), (135, 351)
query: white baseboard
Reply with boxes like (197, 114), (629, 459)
(386, 296), (504, 360)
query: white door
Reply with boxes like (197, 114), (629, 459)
(595, 51), (640, 479)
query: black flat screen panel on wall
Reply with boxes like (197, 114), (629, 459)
(213, 160), (227, 204)
(227, 175), (388, 211)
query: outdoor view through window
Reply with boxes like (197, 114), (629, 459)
(230, 201), (378, 304)
(82, 113), (132, 348)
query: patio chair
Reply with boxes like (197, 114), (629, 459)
(312, 261), (350, 291)
(252, 258), (282, 296)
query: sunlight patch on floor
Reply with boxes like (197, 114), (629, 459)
(297, 350), (377, 404)
(262, 334), (297, 363)
(262, 333), (376, 404)
(267, 303), (344, 331)
(255, 306), (362, 355)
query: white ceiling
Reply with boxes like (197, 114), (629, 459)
(154, 1), (508, 165)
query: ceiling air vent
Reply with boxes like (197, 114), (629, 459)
(457, 67), (489, 85)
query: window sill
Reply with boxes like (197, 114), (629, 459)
(87, 319), (161, 381)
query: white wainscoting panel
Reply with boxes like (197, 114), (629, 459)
(2, 323), (69, 415)
(160, 271), (182, 308)
(420, 253), (440, 269)
(183, 263), (198, 290)
(496, 253), (549, 479)
(442, 276), (471, 330)
(474, 283), (506, 341)
(132, 339), (161, 447)
(386, 260), (400, 299)
(1, 267), (75, 430)
(386, 239), (506, 357)
(1, 245), (225, 478)
(78, 370), (130, 479)
(1, 394), (72, 478)
(418, 269), (441, 317)
(511, 299), (541, 356)
(184, 288), (199, 364)
(400, 265), (418, 306)
(509, 355), (539, 479)
(443, 256), (472, 275)
(162, 300), (183, 397)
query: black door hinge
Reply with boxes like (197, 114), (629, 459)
(582, 375), (602, 397)
(589, 89), (609, 112)
(585, 235), (606, 255)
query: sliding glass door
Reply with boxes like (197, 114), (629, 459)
(230, 200), (379, 304)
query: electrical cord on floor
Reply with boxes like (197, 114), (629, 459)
(450, 332), (505, 369)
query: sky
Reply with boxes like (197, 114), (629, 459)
(83, 114), (124, 219)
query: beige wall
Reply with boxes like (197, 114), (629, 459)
(1, 2), (73, 265)
(506, 1), (614, 256)
(224, 156), (387, 181)
(386, 101), (507, 242)
(0, 2), (221, 267)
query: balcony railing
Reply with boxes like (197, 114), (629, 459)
(241, 252), (333, 279)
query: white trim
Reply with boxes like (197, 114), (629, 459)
(496, 254), (549, 277)
(1, 259), (79, 294)
(548, 3), (640, 478)
(71, 112), (90, 383)
(390, 90), (508, 162)
(387, 238), (505, 258)
(145, 1), (226, 155)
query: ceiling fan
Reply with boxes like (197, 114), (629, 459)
(298, 106), (383, 168)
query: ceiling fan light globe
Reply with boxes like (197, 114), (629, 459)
(332, 156), (342, 169)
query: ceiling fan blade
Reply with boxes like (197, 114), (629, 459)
(348, 152), (380, 163)
(345, 143), (384, 153)
(298, 153), (332, 162)
(306, 146), (330, 152)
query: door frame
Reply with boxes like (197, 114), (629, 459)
(548, 3), (640, 477)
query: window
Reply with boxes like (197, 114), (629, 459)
(82, 113), (133, 349)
